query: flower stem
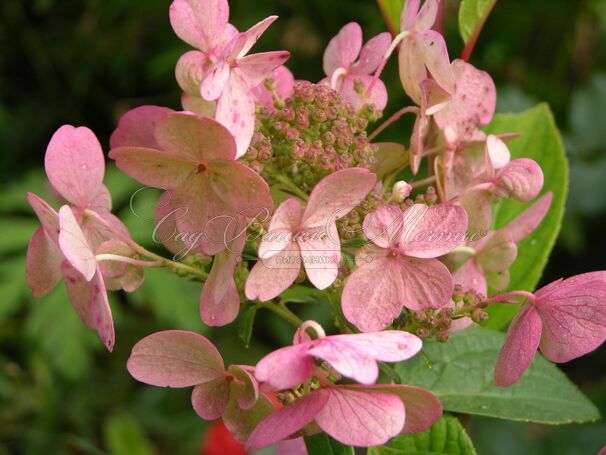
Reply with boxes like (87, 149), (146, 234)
(259, 301), (303, 328)
(487, 290), (536, 304)
(95, 254), (164, 268)
(410, 175), (437, 189)
(264, 167), (309, 201)
(368, 106), (419, 141)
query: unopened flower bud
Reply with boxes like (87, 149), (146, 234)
(471, 309), (489, 323)
(392, 181), (413, 202)
(436, 331), (450, 343)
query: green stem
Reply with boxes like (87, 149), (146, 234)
(266, 168), (309, 201)
(259, 301), (303, 328)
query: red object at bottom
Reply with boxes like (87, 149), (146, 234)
(200, 421), (248, 455)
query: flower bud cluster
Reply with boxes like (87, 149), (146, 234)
(244, 81), (380, 192)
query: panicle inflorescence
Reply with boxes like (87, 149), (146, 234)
(243, 81), (381, 193)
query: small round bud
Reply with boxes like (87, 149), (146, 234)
(436, 331), (450, 343)
(471, 309), (489, 323)
(392, 181), (413, 202)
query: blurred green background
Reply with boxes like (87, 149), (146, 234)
(1, 0), (605, 453)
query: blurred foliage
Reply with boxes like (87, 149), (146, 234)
(1, 0), (606, 453)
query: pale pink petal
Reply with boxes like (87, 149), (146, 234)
(255, 343), (315, 391)
(401, 0), (420, 31)
(397, 256), (453, 310)
(215, 70), (256, 158)
(536, 273), (606, 363)
(459, 190), (492, 235)
(127, 330), (225, 387)
(208, 160), (274, 218)
(420, 78), (451, 116)
(252, 65), (295, 108)
(342, 256), (405, 332)
(82, 210), (130, 250)
(153, 191), (189, 256)
(45, 125), (105, 207)
(109, 146), (195, 188)
(363, 204), (403, 248)
(398, 38), (427, 104)
(339, 74), (388, 111)
(181, 93), (216, 116)
(110, 105), (174, 149)
(350, 384), (442, 434)
(246, 391), (329, 451)
(191, 377), (230, 419)
(58, 205), (96, 281)
(299, 222), (341, 290)
(61, 262), (115, 351)
(315, 387), (405, 446)
(417, 31), (455, 95)
(399, 203), (468, 258)
(352, 32), (392, 75)
(199, 230), (244, 326)
(27, 192), (59, 242)
(169, 0), (231, 51)
(494, 304), (542, 387)
(228, 364), (259, 410)
(499, 192), (553, 243)
(495, 158), (544, 202)
(486, 135), (511, 169)
(89, 184), (112, 212)
(308, 331), (422, 384)
(452, 259), (487, 295)
(302, 168), (376, 228)
(155, 112), (237, 162)
(275, 438), (308, 455)
(245, 244), (301, 301)
(476, 233), (517, 273)
(413, 0), (439, 31)
(230, 16), (278, 60)
(238, 51), (291, 87)
(26, 228), (63, 297)
(323, 22), (363, 75)
(200, 60), (230, 101)
(258, 198), (302, 259)
(175, 50), (211, 95)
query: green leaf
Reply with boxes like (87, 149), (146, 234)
(369, 415), (476, 455)
(304, 433), (354, 455)
(396, 327), (600, 424)
(280, 285), (327, 305)
(377, 0), (404, 34)
(458, 0), (496, 44)
(483, 104), (568, 328)
(104, 413), (154, 455)
(0, 256), (27, 318)
(0, 218), (38, 255)
(238, 305), (257, 348)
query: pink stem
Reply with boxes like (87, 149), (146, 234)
(461, 0), (497, 62)
(369, 106), (419, 141)
(487, 290), (536, 304)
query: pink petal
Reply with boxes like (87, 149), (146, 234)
(208, 160), (274, 218)
(452, 259), (487, 295)
(89, 184), (112, 212)
(536, 272), (606, 363)
(315, 387), (405, 446)
(252, 65), (295, 108)
(363, 204), (403, 248)
(230, 16), (278, 60)
(155, 112), (237, 162)
(199, 230), (244, 326)
(245, 244), (301, 301)
(181, 93), (216, 116)
(246, 391), (329, 451)
(109, 105), (174, 149)
(417, 31), (455, 95)
(299, 222), (341, 290)
(494, 304), (542, 387)
(397, 256), (453, 311)
(191, 377), (230, 420)
(229, 364), (259, 410)
(499, 192), (553, 243)
(61, 262), (115, 351)
(58, 205), (96, 281)
(27, 192), (59, 242)
(238, 51), (291, 87)
(26, 228), (63, 297)
(175, 50), (211, 95)
(351, 384), (442, 434)
(169, 0), (232, 52)
(323, 22), (363, 75)
(200, 60), (231, 101)
(258, 198), (302, 259)
(398, 37), (427, 104)
(302, 168), (376, 228)
(275, 438), (308, 455)
(255, 343), (315, 391)
(342, 256), (405, 332)
(308, 331), (422, 384)
(109, 146), (195, 188)
(486, 135), (511, 169)
(413, 0), (439, 31)
(399, 203), (468, 258)
(352, 32), (392, 75)
(476, 232), (518, 273)
(495, 158), (544, 202)
(339, 74), (388, 111)
(127, 330), (225, 387)
(153, 191), (189, 256)
(459, 190), (492, 235)
(45, 125), (105, 208)
(420, 78), (451, 116)
(401, 0), (421, 31)
(214, 70), (256, 158)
